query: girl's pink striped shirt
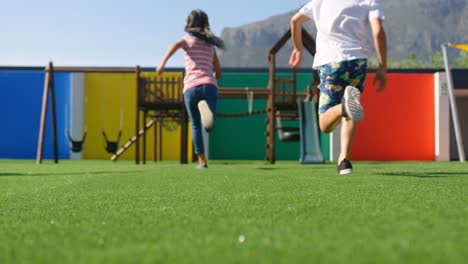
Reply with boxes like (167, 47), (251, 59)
(182, 35), (218, 94)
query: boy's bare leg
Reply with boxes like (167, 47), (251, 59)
(319, 104), (342, 133)
(338, 118), (358, 163)
(319, 105), (359, 164)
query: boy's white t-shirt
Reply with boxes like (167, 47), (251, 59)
(299, 0), (385, 69)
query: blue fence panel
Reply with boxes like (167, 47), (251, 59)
(0, 70), (70, 159)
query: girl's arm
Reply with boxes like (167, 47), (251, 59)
(213, 51), (222, 80)
(156, 39), (186, 75)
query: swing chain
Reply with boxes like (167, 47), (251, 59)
(246, 87), (254, 115)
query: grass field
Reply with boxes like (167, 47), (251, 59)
(0, 160), (467, 263)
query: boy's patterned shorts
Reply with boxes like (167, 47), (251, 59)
(318, 59), (368, 114)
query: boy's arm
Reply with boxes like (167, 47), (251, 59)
(370, 18), (387, 92)
(156, 39), (186, 75)
(289, 12), (310, 68)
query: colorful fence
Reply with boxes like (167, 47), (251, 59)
(0, 68), (466, 161)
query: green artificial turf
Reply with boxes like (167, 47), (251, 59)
(0, 160), (467, 263)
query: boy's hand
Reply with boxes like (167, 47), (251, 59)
(289, 48), (303, 68)
(373, 67), (387, 92)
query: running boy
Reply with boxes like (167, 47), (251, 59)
(289, 0), (388, 174)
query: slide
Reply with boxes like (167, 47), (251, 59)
(298, 99), (324, 164)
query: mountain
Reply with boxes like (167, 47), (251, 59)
(218, 0), (468, 68)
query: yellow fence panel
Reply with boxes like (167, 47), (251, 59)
(83, 72), (192, 161)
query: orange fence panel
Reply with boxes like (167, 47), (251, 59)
(352, 73), (435, 161)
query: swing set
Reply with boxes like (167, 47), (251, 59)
(36, 65), (190, 164)
(62, 75), (125, 155)
(36, 65), (139, 164)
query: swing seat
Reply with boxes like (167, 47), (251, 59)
(279, 131), (300, 142)
(70, 142), (84, 153)
(102, 131), (122, 154)
(105, 142), (119, 154)
(275, 110), (300, 142)
(277, 128), (300, 142)
(67, 131), (87, 153)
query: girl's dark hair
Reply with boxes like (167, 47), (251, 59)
(185, 9), (225, 49)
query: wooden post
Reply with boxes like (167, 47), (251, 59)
(180, 74), (188, 164)
(181, 109), (188, 164)
(267, 54), (276, 164)
(153, 118), (157, 162)
(36, 62), (53, 164)
(159, 121), (163, 161)
(293, 68), (297, 102)
(36, 62), (58, 164)
(143, 111), (147, 164)
(135, 66), (141, 164)
(49, 63), (59, 163)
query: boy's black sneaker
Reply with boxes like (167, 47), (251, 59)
(337, 159), (353, 175)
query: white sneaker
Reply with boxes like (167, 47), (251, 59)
(342, 86), (364, 122)
(198, 100), (214, 131)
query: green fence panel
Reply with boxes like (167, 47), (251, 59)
(212, 71), (328, 161)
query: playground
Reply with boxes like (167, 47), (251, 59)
(1, 23), (468, 264)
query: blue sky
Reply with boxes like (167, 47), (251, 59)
(0, 0), (307, 67)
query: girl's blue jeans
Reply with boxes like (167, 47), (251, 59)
(184, 84), (218, 155)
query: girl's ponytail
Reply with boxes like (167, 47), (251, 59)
(185, 9), (225, 49)
(203, 28), (225, 49)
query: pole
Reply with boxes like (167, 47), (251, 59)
(49, 63), (59, 163)
(442, 44), (465, 162)
(135, 66), (141, 164)
(36, 63), (53, 164)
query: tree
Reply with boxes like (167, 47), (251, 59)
(430, 51), (445, 68)
(398, 53), (423, 68)
(455, 50), (468, 68)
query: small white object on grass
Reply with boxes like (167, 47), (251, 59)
(238, 235), (246, 243)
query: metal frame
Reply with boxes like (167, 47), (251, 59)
(442, 44), (466, 162)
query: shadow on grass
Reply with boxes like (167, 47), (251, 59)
(215, 161), (269, 165)
(379, 171), (467, 178)
(255, 167), (281, 171)
(0, 173), (25, 176)
(0, 171), (141, 177)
